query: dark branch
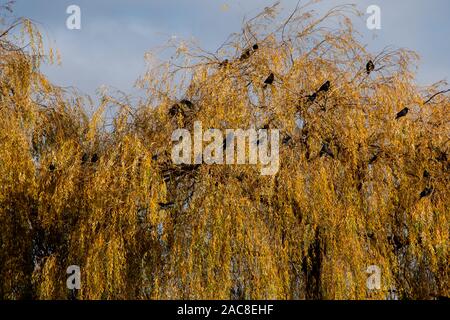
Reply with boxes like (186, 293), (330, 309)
(423, 89), (450, 105)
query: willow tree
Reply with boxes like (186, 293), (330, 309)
(0, 2), (448, 300)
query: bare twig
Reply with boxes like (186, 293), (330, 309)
(423, 89), (450, 105)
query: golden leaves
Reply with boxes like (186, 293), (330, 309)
(1, 3), (449, 301)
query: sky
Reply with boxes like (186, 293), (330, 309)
(10, 0), (450, 99)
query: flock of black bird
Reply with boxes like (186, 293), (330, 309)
(239, 43), (259, 61)
(42, 50), (439, 206)
(48, 152), (99, 173)
(81, 152), (99, 165)
(161, 50), (443, 203)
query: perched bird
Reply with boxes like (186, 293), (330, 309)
(180, 99), (194, 109)
(423, 170), (431, 179)
(395, 107), (409, 120)
(230, 285), (244, 300)
(366, 60), (375, 75)
(388, 234), (407, 250)
(307, 92), (317, 102)
(252, 43), (259, 51)
(91, 153), (99, 163)
(49, 164), (56, 172)
(240, 49), (251, 61)
(219, 59), (229, 68)
(175, 164), (201, 173)
(419, 187), (433, 199)
(168, 103), (181, 117)
(152, 154), (158, 161)
(81, 153), (89, 164)
(263, 73), (275, 89)
(159, 202), (175, 210)
(318, 80), (330, 93)
(366, 232), (375, 240)
(282, 135), (292, 145)
(369, 153), (379, 165)
(305, 150), (311, 160)
(436, 151), (447, 162)
(320, 142), (334, 158)
(162, 173), (171, 183)
(169, 100), (193, 117)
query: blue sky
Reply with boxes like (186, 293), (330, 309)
(11, 0), (450, 98)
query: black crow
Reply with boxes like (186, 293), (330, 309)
(388, 234), (406, 250)
(168, 100), (192, 117)
(420, 187), (433, 199)
(436, 151), (447, 162)
(282, 135), (292, 145)
(159, 202), (175, 210)
(230, 285), (244, 300)
(180, 99), (194, 109)
(423, 170), (430, 179)
(49, 164), (56, 171)
(395, 107), (409, 119)
(152, 154), (158, 161)
(91, 153), (99, 163)
(168, 103), (181, 117)
(320, 142), (334, 158)
(219, 59), (229, 68)
(369, 153), (379, 165)
(263, 73), (275, 88)
(162, 174), (171, 183)
(305, 150), (310, 160)
(366, 60), (375, 75)
(240, 49), (251, 61)
(180, 164), (201, 171)
(366, 232), (375, 240)
(318, 80), (330, 93)
(307, 92), (317, 102)
(81, 153), (89, 164)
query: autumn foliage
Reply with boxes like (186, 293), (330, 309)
(0, 3), (448, 300)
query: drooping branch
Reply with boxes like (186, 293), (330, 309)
(423, 89), (450, 105)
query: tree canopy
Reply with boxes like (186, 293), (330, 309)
(0, 2), (448, 300)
